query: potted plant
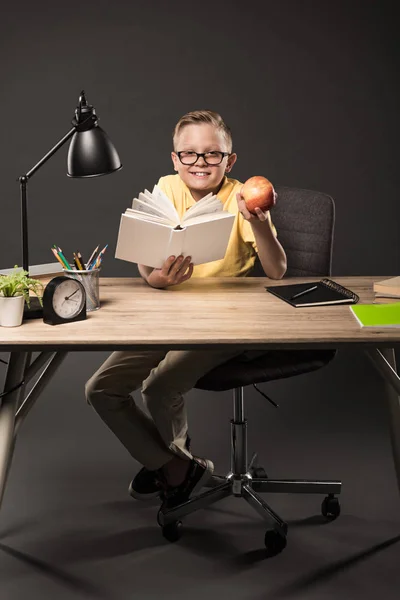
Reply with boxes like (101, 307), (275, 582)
(0, 265), (44, 327)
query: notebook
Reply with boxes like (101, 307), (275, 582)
(350, 302), (400, 328)
(373, 276), (400, 298)
(265, 278), (359, 307)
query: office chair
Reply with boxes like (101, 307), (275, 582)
(158, 186), (341, 556)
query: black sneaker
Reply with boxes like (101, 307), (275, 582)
(160, 456), (214, 511)
(129, 434), (191, 501)
(128, 466), (165, 500)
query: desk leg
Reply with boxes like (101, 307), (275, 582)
(0, 351), (68, 513)
(365, 348), (400, 496)
(0, 352), (29, 509)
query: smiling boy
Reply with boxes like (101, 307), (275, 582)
(85, 110), (287, 510)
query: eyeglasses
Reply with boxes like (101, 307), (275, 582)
(177, 151), (230, 166)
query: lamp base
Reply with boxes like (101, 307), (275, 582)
(23, 297), (43, 320)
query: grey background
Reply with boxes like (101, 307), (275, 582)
(1, 1), (400, 599)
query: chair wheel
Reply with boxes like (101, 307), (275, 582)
(264, 529), (287, 556)
(250, 466), (268, 478)
(321, 495), (340, 520)
(162, 521), (183, 543)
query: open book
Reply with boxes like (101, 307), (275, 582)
(115, 185), (235, 269)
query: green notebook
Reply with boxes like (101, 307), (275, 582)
(350, 302), (400, 327)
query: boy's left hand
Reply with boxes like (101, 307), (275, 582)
(236, 192), (273, 222)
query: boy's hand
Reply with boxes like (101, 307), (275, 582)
(147, 255), (194, 289)
(236, 191), (276, 222)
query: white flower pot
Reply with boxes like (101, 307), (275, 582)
(0, 295), (25, 327)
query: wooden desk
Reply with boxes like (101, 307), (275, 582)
(1, 276), (400, 509)
(2, 276), (400, 350)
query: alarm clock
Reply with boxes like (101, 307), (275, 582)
(43, 276), (87, 325)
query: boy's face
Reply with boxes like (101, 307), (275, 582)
(171, 124), (237, 199)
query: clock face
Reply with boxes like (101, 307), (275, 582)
(52, 278), (85, 318)
(43, 276), (87, 325)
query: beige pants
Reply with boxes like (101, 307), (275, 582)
(85, 348), (244, 470)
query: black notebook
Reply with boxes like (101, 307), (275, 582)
(265, 278), (359, 307)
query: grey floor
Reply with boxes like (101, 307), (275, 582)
(0, 349), (399, 600)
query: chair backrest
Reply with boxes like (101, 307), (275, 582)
(252, 186), (335, 277)
(195, 185), (337, 391)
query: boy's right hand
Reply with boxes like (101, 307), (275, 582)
(147, 255), (193, 289)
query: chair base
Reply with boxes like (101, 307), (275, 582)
(157, 387), (342, 555)
(158, 471), (341, 554)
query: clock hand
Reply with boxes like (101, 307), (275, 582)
(65, 289), (79, 300)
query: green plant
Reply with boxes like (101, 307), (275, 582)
(0, 265), (44, 307)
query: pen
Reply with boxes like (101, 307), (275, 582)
(290, 285), (318, 300)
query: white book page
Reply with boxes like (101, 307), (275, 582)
(125, 208), (177, 227)
(183, 210), (234, 227)
(151, 185), (180, 221)
(134, 191), (178, 224)
(182, 200), (224, 222)
(138, 191), (178, 223)
(138, 191), (165, 209)
(131, 198), (171, 219)
(184, 193), (214, 215)
(182, 194), (223, 222)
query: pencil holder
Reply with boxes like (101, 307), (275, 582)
(63, 267), (101, 312)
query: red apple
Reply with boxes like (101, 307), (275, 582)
(241, 176), (276, 214)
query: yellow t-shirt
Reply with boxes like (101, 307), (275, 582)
(157, 174), (277, 277)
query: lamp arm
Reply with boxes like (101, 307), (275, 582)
(23, 126), (77, 180)
(18, 109), (99, 273)
(18, 125), (78, 273)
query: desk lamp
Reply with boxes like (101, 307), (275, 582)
(18, 91), (122, 318)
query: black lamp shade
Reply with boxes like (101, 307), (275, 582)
(67, 125), (122, 177)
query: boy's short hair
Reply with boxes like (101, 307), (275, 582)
(173, 110), (233, 152)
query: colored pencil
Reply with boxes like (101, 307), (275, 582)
(73, 252), (84, 270)
(94, 244), (108, 268)
(86, 245), (99, 269)
(52, 246), (70, 269)
(54, 245), (70, 269)
(51, 247), (68, 269)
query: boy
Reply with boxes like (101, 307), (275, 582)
(85, 110), (287, 509)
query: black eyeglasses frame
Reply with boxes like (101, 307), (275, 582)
(176, 151), (231, 166)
